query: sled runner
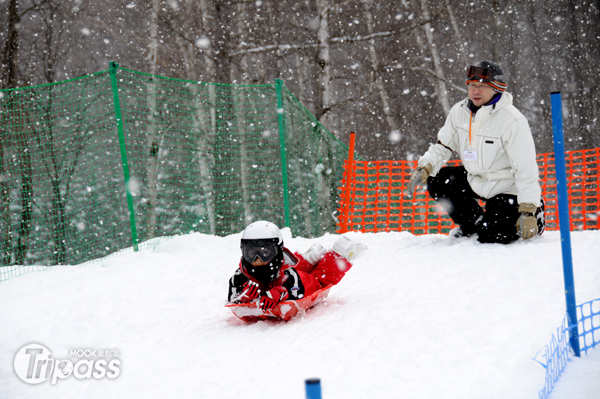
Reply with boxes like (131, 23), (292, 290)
(226, 285), (333, 322)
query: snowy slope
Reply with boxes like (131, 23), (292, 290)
(1, 230), (599, 399)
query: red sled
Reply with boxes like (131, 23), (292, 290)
(226, 285), (333, 322)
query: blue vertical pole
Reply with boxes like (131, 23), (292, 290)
(550, 91), (580, 357)
(305, 378), (322, 399)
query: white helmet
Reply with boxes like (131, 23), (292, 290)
(241, 221), (283, 244)
(240, 221), (283, 265)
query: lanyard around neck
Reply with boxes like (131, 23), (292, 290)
(469, 111), (473, 145)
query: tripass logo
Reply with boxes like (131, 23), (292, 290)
(14, 343), (121, 385)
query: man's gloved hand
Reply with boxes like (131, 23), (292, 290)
(303, 243), (326, 266)
(259, 286), (289, 311)
(516, 203), (538, 240)
(407, 163), (433, 197)
(236, 281), (261, 303)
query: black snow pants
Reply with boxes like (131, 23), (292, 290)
(426, 166), (544, 244)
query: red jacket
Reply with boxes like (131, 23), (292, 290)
(228, 247), (352, 303)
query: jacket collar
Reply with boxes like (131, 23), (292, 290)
(462, 91), (513, 115)
(469, 93), (501, 113)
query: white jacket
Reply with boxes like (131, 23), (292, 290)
(418, 92), (541, 207)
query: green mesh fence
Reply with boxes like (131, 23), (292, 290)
(0, 63), (351, 282)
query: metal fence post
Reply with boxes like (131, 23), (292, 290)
(109, 61), (139, 251)
(339, 132), (356, 233)
(550, 91), (580, 357)
(305, 378), (322, 399)
(275, 79), (291, 228)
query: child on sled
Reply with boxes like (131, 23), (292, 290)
(227, 221), (358, 312)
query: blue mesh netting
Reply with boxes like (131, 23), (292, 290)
(535, 298), (600, 398)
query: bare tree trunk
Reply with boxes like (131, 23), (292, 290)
(233, 0), (252, 226)
(39, 96), (67, 265)
(49, 173), (67, 265)
(14, 110), (33, 265)
(364, 0), (399, 136)
(294, 51), (317, 232)
(212, 0), (232, 84)
(195, 0), (218, 234)
(1, 0), (19, 88)
(0, 0), (21, 265)
(492, 0), (503, 63)
(315, 0), (332, 124)
(145, 0), (160, 239)
(444, 0), (469, 68)
(419, 0), (451, 115)
(0, 138), (11, 265)
(200, 0), (217, 235)
(566, 0), (593, 147)
(295, 53), (308, 104)
(210, 0), (237, 234)
(526, 0), (551, 151)
(167, 0), (218, 234)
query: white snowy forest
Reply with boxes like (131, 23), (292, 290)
(1, 0), (599, 159)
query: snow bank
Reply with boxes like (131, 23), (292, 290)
(1, 230), (599, 398)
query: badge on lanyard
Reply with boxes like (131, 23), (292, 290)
(464, 151), (478, 161)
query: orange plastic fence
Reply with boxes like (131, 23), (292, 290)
(337, 148), (600, 235)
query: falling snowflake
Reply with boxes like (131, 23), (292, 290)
(167, 0), (179, 10)
(388, 130), (402, 143)
(195, 37), (210, 48)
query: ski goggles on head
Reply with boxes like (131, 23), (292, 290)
(241, 238), (279, 263)
(466, 65), (494, 82)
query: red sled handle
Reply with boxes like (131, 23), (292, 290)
(226, 285), (333, 322)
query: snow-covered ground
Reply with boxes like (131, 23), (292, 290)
(1, 229), (599, 399)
